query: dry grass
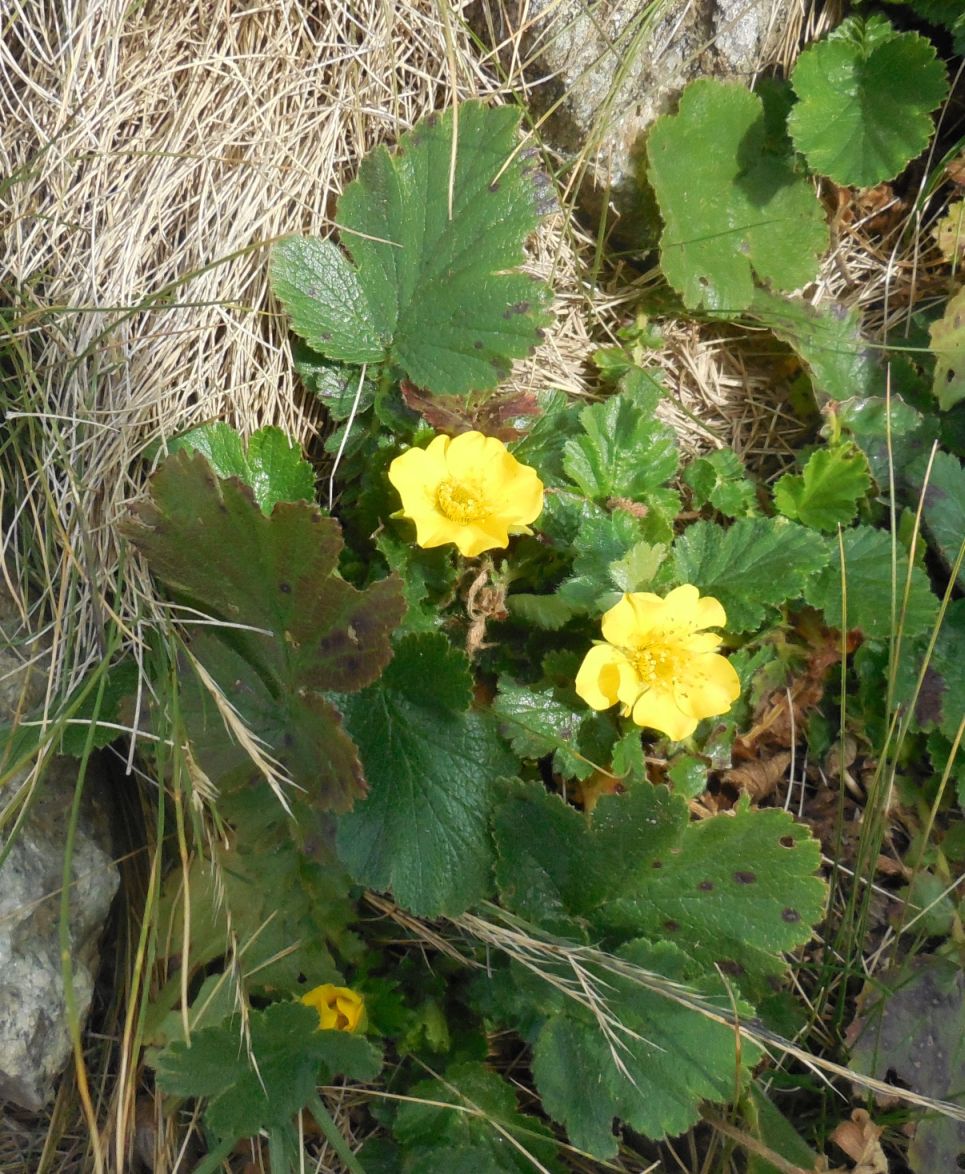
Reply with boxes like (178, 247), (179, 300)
(1, 0), (599, 707)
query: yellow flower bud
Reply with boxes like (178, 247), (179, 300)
(300, 984), (365, 1033)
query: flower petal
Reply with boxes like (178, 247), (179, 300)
(657, 584), (727, 633)
(673, 653), (741, 720)
(490, 464), (544, 526)
(575, 644), (632, 710)
(630, 684), (698, 740)
(453, 519), (511, 557)
(445, 430), (498, 474)
(601, 594), (651, 646)
(679, 631), (724, 655)
(388, 444), (448, 516)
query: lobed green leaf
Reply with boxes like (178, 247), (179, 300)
(805, 525), (939, 640)
(166, 423), (315, 515)
(155, 1002), (381, 1141)
(647, 79), (827, 313)
(271, 102), (551, 395)
(531, 939), (762, 1157)
(788, 15), (949, 188)
(773, 444), (872, 531)
(562, 369), (677, 503)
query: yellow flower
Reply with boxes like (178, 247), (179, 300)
(575, 585), (741, 741)
(300, 984), (365, 1033)
(387, 431), (544, 558)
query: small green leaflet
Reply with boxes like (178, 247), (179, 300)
(337, 634), (514, 917)
(155, 839), (358, 997)
(647, 79), (827, 313)
(0, 659), (138, 765)
(672, 517), (829, 632)
(788, 15), (949, 188)
(166, 423), (315, 515)
(928, 599), (965, 743)
(505, 592), (579, 631)
(271, 102), (551, 395)
(773, 444), (872, 531)
(392, 1061), (562, 1172)
(683, 449), (758, 518)
(531, 939), (762, 1157)
(154, 1002), (381, 1141)
(562, 368), (678, 502)
(805, 525), (939, 640)
(748, 291), (881, 403)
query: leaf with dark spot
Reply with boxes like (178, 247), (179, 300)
(849, 955), (965, 1174)
(123, 450), (404, 811)
(601, 798), (826, 992)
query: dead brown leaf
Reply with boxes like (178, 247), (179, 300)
(830, 1109), (889, 1174)
(722, 751), (792, 801)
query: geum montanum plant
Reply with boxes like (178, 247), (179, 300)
(108, 99), (859, 1169)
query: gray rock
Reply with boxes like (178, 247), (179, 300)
(0, 591), (119, 1110)
(474, 0), (797, 229)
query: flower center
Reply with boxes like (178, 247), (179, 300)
(625, 634), (678, 687)
(435, 478), (489, 524)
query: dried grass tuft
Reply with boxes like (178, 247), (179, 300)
(0, 0), (596, 705)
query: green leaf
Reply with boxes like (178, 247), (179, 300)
(912, 451), (965, 591)
(154, 1002), (381, 1140)
(271, 102), (551, 394)
(849, 956), (965, 1174)
(0, 658), (139, 763)
(167, 424), (315, 515)
(290, 341), (377, 419)
(930, 285), (965, 411)
(646, 79), (827, 313)
(270, 237), (389, 365)
(608, 540), (668, 593)
(559, 508), (671, 613)
(122, 451), (404, 810)
(667, 755), (708, 800)
(683, 449), (759, 518)
(492, 780), (687, 932)
(505, 593), (580, 631)
(562, 369), (678, 502)
(748, 290), (880, 403)
(337, 634), (514, 916)
(156, 837), (359, 996)
(492, 681), (593, 780)
(773, 443), (871, 530)
(531, 939), (761, 1156)
(928, 599), (965, 742)
(393, 1061), (562, 1173)
(601, 798), (827, 987)
(508, 389), (583, 487)
(788, 15), (949, 187)
(805, 525), (939, 640)
(673, 517), (829, 632)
